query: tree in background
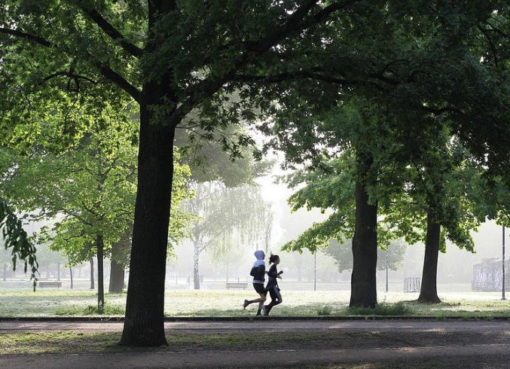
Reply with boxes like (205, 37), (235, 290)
(183, 182), (268, 290)
(247, 1), (510, 306)
(0, 114), (193, 310)
(326, 239), (406, 276)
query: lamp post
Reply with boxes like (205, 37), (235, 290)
(385, 252), (389, 293)
(314, 251), (317, 291)
(503, 226), (506, 301)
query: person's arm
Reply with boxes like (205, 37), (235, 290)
(267, 265), (278, 278)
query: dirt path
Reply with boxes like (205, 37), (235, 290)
(3, 320), (510, 368)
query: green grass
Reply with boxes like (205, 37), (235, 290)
(55, 304), (125, 316)
(0, 330), (376, 355)
(347, 302), (413, 316)
(1, 288), (510, 318)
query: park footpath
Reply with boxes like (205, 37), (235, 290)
(3, 319), (510, 368)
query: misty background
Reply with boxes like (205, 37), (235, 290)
(1, 163), (504, 294)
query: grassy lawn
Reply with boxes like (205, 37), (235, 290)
(2, 329), (510, 369)
(0, 288), (510, 318)
(0, 330), (403, 354)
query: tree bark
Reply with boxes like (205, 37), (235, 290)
(109, 237), (128, 293)
(350, 152), (378, 308)
(120, 98), (176, 345)
(69, 267), (73, 289)
(418, 210), (442, 303)
(193, 242), (200, 290)
(109, 259), (125, 293)
(90, 258), (95, 290)
(96, 234), (105, 313)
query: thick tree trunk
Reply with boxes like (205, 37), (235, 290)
(350, 152), (378, 308)
(90, 258), (95, 290)
(109, 260), (125, 294)
(193, 243), (200, 290)
(418, 211), (442, 303)
(120, 100), (176, 346)
(97, 235), (105, 313)
(109, 237), (127, 293)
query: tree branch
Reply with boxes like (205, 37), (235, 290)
(477, 25), (500, 68)
(92, 60), (142, 103)
(234, 69), (387, 92)
(246, 0), (360, 53)
(43, 71), (97, 85)
(299, 0), (361, 30)
(0, 27), (52, 47)
(0, 27), (142, 103)
(71, 2), (143, 58)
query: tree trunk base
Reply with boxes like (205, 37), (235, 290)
(417, 295), (442, 304)
(119, 329), (168, 347)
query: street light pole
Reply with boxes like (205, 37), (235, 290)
(385, 253), (389, 293)
(503, 226), (506, 301)
(314, 251), (317, 292)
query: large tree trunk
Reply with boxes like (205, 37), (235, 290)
(120, 98), (176, 345)
(418, 210), (442, 303)
(350, 152), (378, 308)
(109, 236), (128, 293)
(193, 243), (200, 290)
(109, 259), (125, 294)
(97, 234), (105, 313)
(90, 258), (95, 290)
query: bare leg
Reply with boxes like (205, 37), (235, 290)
(243, 293), (266, 309)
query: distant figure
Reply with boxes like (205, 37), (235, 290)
(243, 250), (267, 315)
(263, 254), (283, 316)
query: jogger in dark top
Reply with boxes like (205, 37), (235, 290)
(263, 254), (283, 316)
(243, 250), (267, 315)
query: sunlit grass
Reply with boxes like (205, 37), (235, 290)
(0, 288), (509, 317)
(0, 330), (375, 355)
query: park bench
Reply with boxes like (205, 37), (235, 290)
(403, 277), (420, 293)
(226, 282), (248, 290)
(39, 281), (62, 288)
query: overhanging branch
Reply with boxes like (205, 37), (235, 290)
(0, 27), (142, 103)
(71, 2), (143, 58)
(0, 27), (52, 47)
(43, 71), (97, 85)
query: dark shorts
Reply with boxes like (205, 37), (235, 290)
(268, 285), (282, 302)
(253, 283), (266, 295)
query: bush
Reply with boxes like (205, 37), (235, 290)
(55, 304), (125, 316)
(317, 305), (333, 316)
(347, 302), (412, 316)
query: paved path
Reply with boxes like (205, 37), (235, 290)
(2, 319), (510, 333)
(3, 320), (510, 368)
(3, 344), (510, 369)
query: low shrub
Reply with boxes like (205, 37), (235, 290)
(55, 304), (125, 316)
(317, 305), (333, 316)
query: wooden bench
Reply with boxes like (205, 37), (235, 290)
(226, 282), (248, 290)
(39, 281), (62, 288)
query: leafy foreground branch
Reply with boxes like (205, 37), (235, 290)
(0, 199), (38, 288)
